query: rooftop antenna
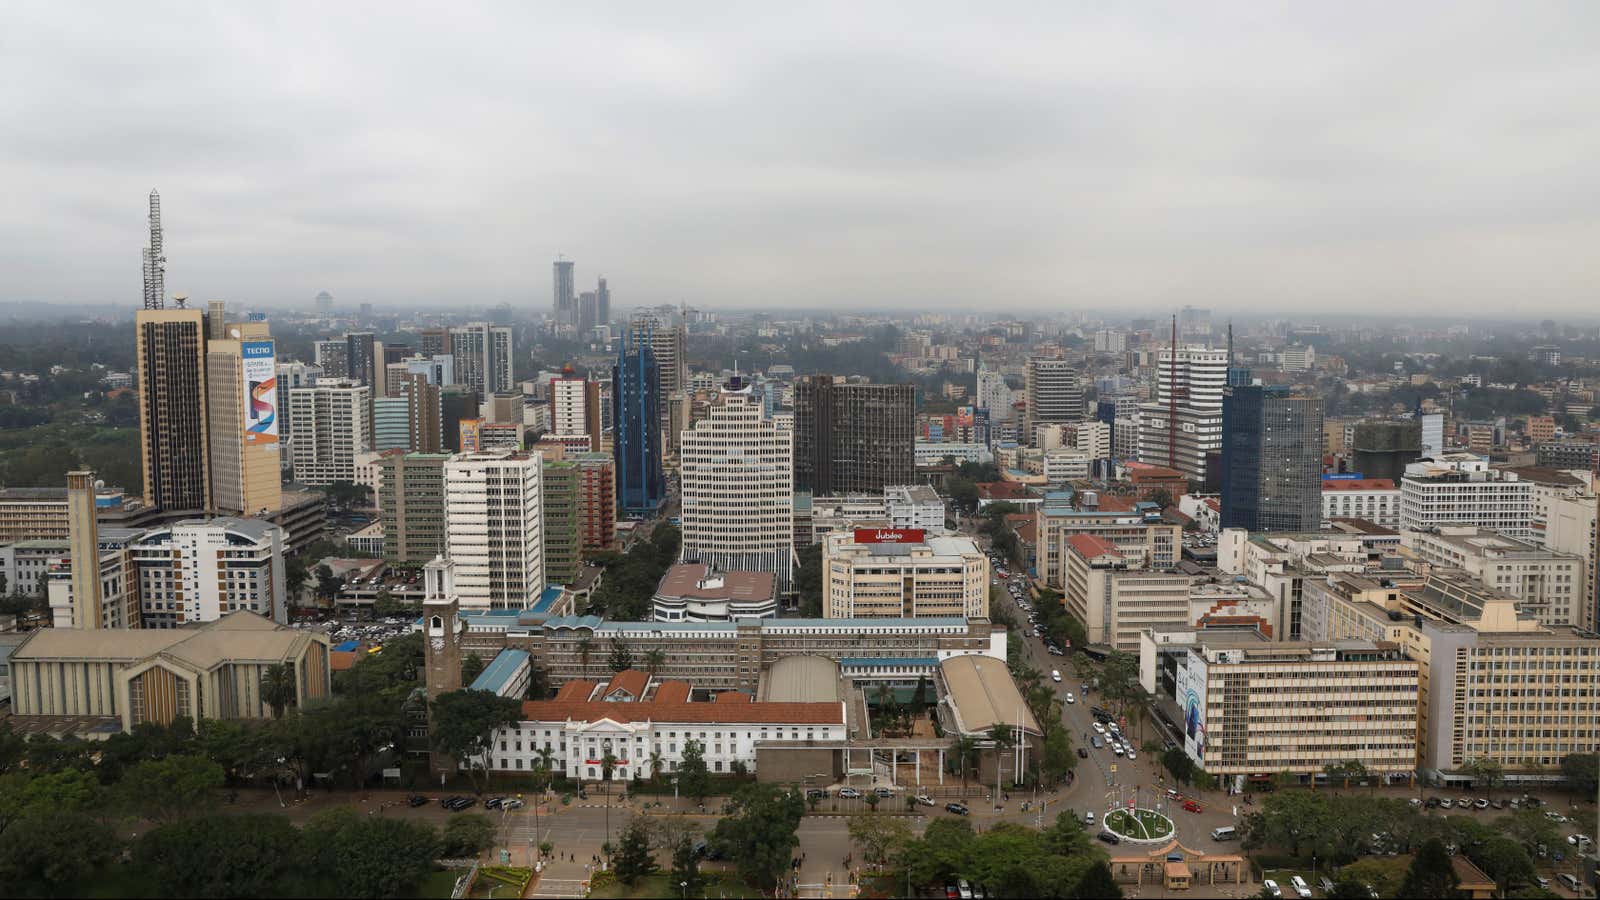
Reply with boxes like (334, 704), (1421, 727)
(142, 189), (165, 310)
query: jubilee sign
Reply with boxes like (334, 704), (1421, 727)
(854, 528), (925, 544)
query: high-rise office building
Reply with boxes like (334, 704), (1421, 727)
(550, 368), (601, 451)
(612, 332), (665, 515)
(418, 328), (450, 359)
(541, 458), (582, 585)
(401, 373), (443, 453)
(378, 452), (450, 565)
(131, 517), (288, 626)
(441, 386), (477, 452)
(313, 339), (348, 378)
(975, 364), (1016, 422)
(575, 452), (616, 554)
(1023, 357), (1084, 446)
(205, 332), (282, 516)
(449, 324), (514, 402)
(596, 277), (610, 326)
(1351, 421), (1423, 482)
(578, 291), (599, 334)
(445, 451), (544, 609)
(344, 332), (377, 386)
(552, 259), (576, 327)
(625, 311), (687, 448)
(792, 376), (915, 495)
(1137, 345), (1231, 482)
(680, 378), (795, 590)
(285, 379), (370, 486)
(372, 396), (412, 451)
(1157, 346), (1229, 410)
(136, 308), (210, 514)
(1219, 385), (1324, 532)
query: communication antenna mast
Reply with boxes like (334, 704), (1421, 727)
(142, 190), (166, 310)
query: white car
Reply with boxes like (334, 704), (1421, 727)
(1262, 879), (1282, 898)
(1093, 722), (1106, 734)
(1064, 693), (1075, 704)
(1126, 749), (1137, 761)
(1112, 744), (1124, 757)
(838, 787), (862, 799)
(1290, 875), (1312, 898)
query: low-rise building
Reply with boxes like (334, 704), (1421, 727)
(652, 562), (779, 622)
(130, 518), (289, 627)
(1321, 477), (1401, 528)
(1061, 535), (1191, 652)
(822, 529), (988, 619)
(1402, 525), (1585, 627)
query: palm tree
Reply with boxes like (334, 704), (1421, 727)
(988, 724), (1015, 789)
(649, 751), (664, 783)
(950, 735), (980, 793)
(535, 745), (555, 775)
(643, 648), (667, 682)
(577, 636), (594, 680)
(260, 662), (297, 719)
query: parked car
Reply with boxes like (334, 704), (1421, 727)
(913, 795), (935, 807)
(806, 789), (828, 800)
(1290, 875), (1312, 898)
(1064, 692), (1075, 704)
(1126, 749), (1137, 761)
(1473, 798), (1488, 809)
(1438, 798), (1453, 808)
(839, 787), (862, 799)
(499, 798), (524, 810)
(1424, 796), (1440, 808)
(874, 786), (896, 798)
(945, 802), (970, 816)
(440, 795), (465, 808)
(1262, 879), (1282, 898)
(407, 794), (429, 807)
(1077, 748), (1089, 759)
(1096, 831), (1121, 845)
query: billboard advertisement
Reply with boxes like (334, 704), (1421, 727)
(1175, 653), (1207, 764)
(854, 528), (925, 545)
(241, 341), (278, 445)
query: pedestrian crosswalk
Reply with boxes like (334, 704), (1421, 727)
(529, 877), (587, 899)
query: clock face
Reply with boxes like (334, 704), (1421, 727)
(431, 637), (445, 652)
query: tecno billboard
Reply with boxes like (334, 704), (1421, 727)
(241, 341), (278, 445)
(853, 528), (925, 544)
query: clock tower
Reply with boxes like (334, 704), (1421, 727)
(422, 555), (463, 698)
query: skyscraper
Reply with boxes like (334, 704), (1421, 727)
(541, 458), (582, 585)
(313, 339), (348, 377)
(1138, 341), (1230, 481)
(596, 277), (611, 326)
(142, 190), (165, 310)
(136, 308), (210, 514)
(402, 373), (443, 453)
(1219, 385), (1324, 532)
(625, 311), (687, 451)
(578, 290), (598, 334)
(680, 378), (795, 590)
(792, 376), (915, 495)
(205, 330), (282, 516)
(1024, 357), (1085, 446)
(612, 330), (665, 515)
(553, 259), (575, 327)
(378, 451), (450, 564)
(549, 367), (601, 451)
(445, 450), (544, 609)
(1351, 421), (1423, 482)
(344, 332), (377, 386)
(449, 323), (514, 402)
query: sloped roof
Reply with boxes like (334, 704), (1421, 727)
(940, 655), (1041, 737)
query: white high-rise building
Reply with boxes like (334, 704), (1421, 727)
(1399, 454), (1534, 539)
(286, 379), (370, 486)
(550, 375), (591, 437)
(1093, 330), (1127, 354)
(445, 451), (544, 610)
(679, 380), (795, 590)
(130, 517), (288, 627)
(449, 324), (514, 400)
(975, 365), (1016, 422)
(1156, 347), (1229, 410)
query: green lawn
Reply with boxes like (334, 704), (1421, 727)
(1104, 808), (1174, 841)
(589, 872), (758, 899)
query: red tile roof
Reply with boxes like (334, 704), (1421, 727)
(977, 482), (1028, 500)
(555, 680), (598, 701)
(603, 669), (649, 700)
(1094, 494), (1138, 512)
(1064, 534), (1121, 559)
(1320, 478), (1397, 491)
(652, 681), (692, 704)
(655, 562), (776, 602)
(517, 700), (844, 726)
(715, 691), (753, 703)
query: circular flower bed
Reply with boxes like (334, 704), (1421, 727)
(1103, 808), (1175, 842)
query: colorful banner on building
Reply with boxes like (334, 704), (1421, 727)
(854, 528), (924, 544)
(241, 340), (278, 445)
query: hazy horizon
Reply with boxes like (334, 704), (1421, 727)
(4, 3), (1598, 314)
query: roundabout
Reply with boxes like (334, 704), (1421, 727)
(1103, 808), (1174, 843)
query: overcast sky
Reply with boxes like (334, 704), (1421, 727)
(3, 3), (1598, 316)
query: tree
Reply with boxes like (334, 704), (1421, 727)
(332, 695), (402, 791)
(1162, 748), (1194, 785)
(118, 754), (225, 823)
(429, 689), (522, 795)
(1146, 487), (1175, 510)
(643, 648), (667, 681)
(135, 813), (302, 899)
(1467, 756), (1503, 797)
(0, 810), (117, 898)
(896, 817), (976, 891)
(1242, 791), (1329, 857)
(1073, 859), (1124, 899)
(440, 813), (497, 858)
(670, 833), (703, 898)
(1500, 807), (1560, 852)
(848, 814), (913, 869)
(608, 636), (635, 673)
(1397, 838), (1460, 899)
(260, 662), (297, 719)
(710, 784), (805, 893)
(795, 543), (824, 617)
(1326, 876), (1373, 899)
(614, 819), (658, 885)
(302, 807), (441, 899)
(315, 564), (343, 602)
(1323, 759), (1367, 789)
(1560, 752), (1597, 797)
(950, 735), (980, 791)
(577, 636), (594, 679)
(648, 751), (664, 782)
(1469, 836), (1536, 895)
(1041, 727), (1076, 785)
(460, 653), (485, 685)
(679, 739), (710, 802)
(0, 722), (24, 775)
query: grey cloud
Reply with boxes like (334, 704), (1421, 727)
(2, 1), (1598, 315)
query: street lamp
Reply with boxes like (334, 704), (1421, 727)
(680, 880), (688, 899)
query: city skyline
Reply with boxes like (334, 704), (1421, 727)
(3, 5), (1599, 314)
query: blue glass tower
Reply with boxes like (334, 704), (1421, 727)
(612, 331), (664, 515)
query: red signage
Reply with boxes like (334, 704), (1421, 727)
(854, 528), (925, 544)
